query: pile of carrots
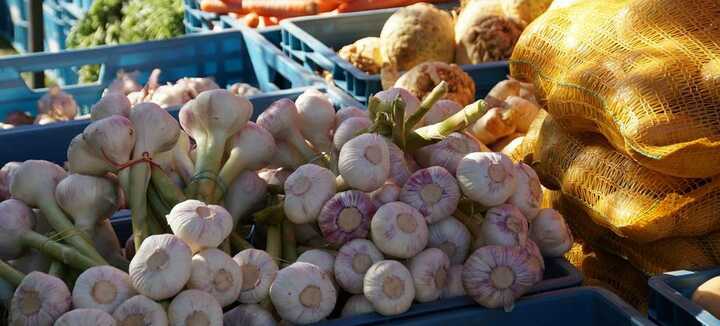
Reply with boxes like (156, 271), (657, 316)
(200, 0), (454, 28)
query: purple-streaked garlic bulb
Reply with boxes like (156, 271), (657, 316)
(530, 208), (573, 258)
(442, 265), (465, 298)
(257, 99), (318, 163)
(296, 89), (336, 157)
(318, 191), (376, 246)
(284, 164), (337, 224)
(334, 239), (384, 294)
(335, 106), (368, 129)
(399, 166), (460, 224)
(339, 134), (390, 192)
(269, 262), (337, 324)
(37, 86), (77, 120)
(91, 92), (131, 121)
(166, 200), (234, 253)
(333, 117), (372, 151)
(297, 249), (336, 285)
(428, 216), (472, 265)
(481, 204), (529, 247)
(233, 249), (279, 303)
(370, 181), (401, 207)
(370, 202), (428, 259)
(384, 138), (415, 186)
(407, 248), (450, 302)
(341, 294), (375, 317)
(168, 289), (223, 326)
(363, 260), (415, 316)
(462, 245), (542, 310)
(225, 171), (268, 225)
(0, 162), (20, 200)
(10, 272), (71, 325)
(508, 163), (542, 221)
(522, 239), (545, 282)
(129, 234), (192, 300)
(421, 100), (463, 126)
(72, 266), (136, 313)
(415, 132), (488, 174)
(112, 295), (168, 326)
(224, 304), (276, 326)
(457, 152), (517, 207)
(0, 199), (35, 259)
(54, 308), (116, 326)
(374, 88), (421, 121)
(188, 248), (243, 307)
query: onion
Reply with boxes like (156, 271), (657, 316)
(318, 191), (376, 246)
(481, 204), (529, 247)
(129, 234), (192, 300)
(457, 152), (517, 207)
(10, 272), (71, 325)
(363, 260), (415, 316)
(339, 134), (390, 192)
(399, 166), (460, 224)
(284, 164), (337, 224)
(166, 199), (234, 253)
(269, 262), (337, 324)
(370, 202), (428, 259)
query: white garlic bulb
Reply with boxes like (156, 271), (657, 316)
(72, 265), (137, 313)
(112, 295), (168, 326)
(530, 208), (573, 258)
(10, 272), (71, 325)
(363, 260), (415, 316)
(233, 249), (279, 303)
(341, 294), (375, 317)
(269, 262), (337, 324)
(457, 152), (517, 206)
(129, 234), (192, 300)
(284, 164), (337, 224)
(508, 163), (542, 221)
(339, 134), (390, 192)
(188, 248), (243, 307)
(317, 190), (376, 246)
(399, 166), (460, 224)
(168, 289), (223, 326)
(407, 248), (450, 302)
(371, 202), (428, 259)
(297, 249), (337, 285)
(167, 200), (234, 253)
(54, 308), (116, 326)
(224, 304), (277, 326)
(334, 239), (385, 294)
(442, 265), (465, 298)
(428, 216), (472, 265)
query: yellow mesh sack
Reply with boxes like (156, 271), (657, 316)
(521, 114), (720, 243)
(509, 0), (720, 178)
(581, 251), (649, 313)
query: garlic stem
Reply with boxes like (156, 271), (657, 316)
(253, 203), (285, 226)
(0, 259), (25, 287)
(150, 165), (186, 207)
(404, 81), (449, 134)
(20, 231), (100, 270)
(266, 225), (282, 265)
(129, 163), (152, 250)
(282, 219), (298, 265)
(48, 261), (65, 279)
(406, 100), (488, 152)
(230, 232), (254, 252)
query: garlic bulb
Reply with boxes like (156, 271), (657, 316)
(72, 266), (136, 313)
(297, 249), (336, 285)
(408, 248), (450, 302)
(256, 98), (318, 162)
(399, 166), (460, 224)
(457, 152), (517, 206)
(10, 272), (71, 325)
(462, 245), (542, 310)
(129, 234), (192, 300)
(0, 161), (20, 200)
(66, 135), (113, 176)
(284, 164), (337, 224)
(415, 132), (488, 174)
(374, 88), (421, 120)
(421, 100), (463, 126)
(0, 199), (35, 259)
(523, 239), (545, 282)
(341, 294), (375, 317)
(363, 260), (415, 316)
(335, 106), (368, 129)
(370, 181), (401, 207)
(113, 295), (168, 326)
(385, 138), (416, 187)
(442, 265), (465, 298)
(54, 308), (116, 326)
(176, 77), (221, 98)
(371, 202), (428, 259)
(188, 248), (243, 307)
(224, 304), (277, 326)
(91, 92), (132, 121)
(168, 289), (223, 326)
(37, 86), (77, 120)
(233, 249), (279, 303)
(508, 163), (542, 221)
(269, 262), (337, 324)
(296, 89), (335, 156)
(334, 239), (384, 294)
(428, 216), (472, 265)
(225, 171), (268, 225)
(318, 191), (376, 246)
(228, 83), (262, 97)
(333, 117), (372, 151)
(530, 208), (573, 258)
(167, 200), (234, 253)
(481, 204), (529, 247)
(339, 134), (390, 192)
(55, 174), (118, 238)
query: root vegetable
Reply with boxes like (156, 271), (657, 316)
(334, 239), (384, 294)
(55, 174), (118, 238)
(82, 115), (135, 174)
(333, 117), (372, 151)
(341, 294), (374, 317)
(415, 132), (488, 174)
(485, 79), (538, 108)
(481, 204), (529, 247)
(370, 182), (401, 207)
(338, 37), (383, 74)
(467, 107), (517, 145)
(257, 99), (319, 164)
(421, 100), (463, 126)
(168, 289), (223, 326)
(0, 199), (35, 260)
(296, 89), (336, 159)
(693, 276), (720, 318)
(442, 265), (465, 298)
(112, 294), (168, 326)
(269, 262), (337, 324)
(457, 152), (517, 206)
(529, 208), (573, 257)
(508, 163), (542, 220)
(129, 234), (192, 300)
(167, 199), (234, 253)
(284, 164), (337, 224)
(55, 308), (116, 326)
(455, 1), (523, 64)
(339, 134), (390, 192)
(224, 304), (277, 326)
(428, 216), (472, 265)
(505, 96), (540, 133)
(10, 272), (71, 326)
(72, 266), (136, 313)
(363, 260), (415, 316)
(188, 248), (243, 307)
(500, 0), (553, 25)
(395, 62), (476, 107)
(371, 202), (428, 259)
(297, 249), (336, 284)
(318, 191), (376, 246)
(462, 245), (542, 310)
(225, 171), (268, 225)
(91, 93), (131, 121)
(408, 248), (450, 302)
(233, 249), (279, 303)
(335, 107), (368, 129)
(399, 166), (460, 224)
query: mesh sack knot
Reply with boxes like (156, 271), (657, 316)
(510, 0), (720, 178)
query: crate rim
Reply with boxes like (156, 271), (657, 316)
(648, 268), (720, 325)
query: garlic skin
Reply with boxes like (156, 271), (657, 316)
(167, 200), (234, 253)
(462, 245), (542, 310)
(339, 134), (391, 192)
(482, 204), (529, 247)
(374, 88), (421, 120)
(129, 234), (192, 300)
(269, 262), (337, 324)
(408, 248), (450, 302)
(258, 168), (292, 189)
(421, 100), (463, 126)
(457, 152), (517, 206)
(385, 138), (416, 187)
(318, 191), (376, 246)
(72, 266), (136, 313)
(296, 89), (335, 154)
(284, 164), (337, 224)
(363, 260), (415, 316)
(370, 182), (401, 207)
(168, 289), (223, 326)
(0, 161), (20, 200)
(55, 308), (117, 326)
(415, 132), (488, 175)
(55, 174), (118, 237)
(37, 86), (77, 120)
(371, 202), (429, 258)
(233, 249), (279, 303)
(428, 216), (472, 265)
(91, 92), (132, 121)
(508, 163), (542, 221)
(523, 239), (545, 282)
(442, 265), (465, 298)
(10, 272), (71, 326)
(224, 304), (277, 326)
(228, 83), (262, 97)
(530, 208), (573, 258)
(0, 199), (35, 259)
(188, 248), (243, 307)
(256, 98), (318, 162)
(333, 117), (372, 151)
(341, 294), (375, 317)
(113, 295), (168, 326)
(334, 239), (385, 294)
(399, 166), (460, 224)
(335, 106), (368, 129)
(225, 171), (268, 225)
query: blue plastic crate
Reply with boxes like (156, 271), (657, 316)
(5, 0), (28, 53)
(183, 0), (221, 34)
(649, 267), (720, 326)
(0, 0), (12, 41)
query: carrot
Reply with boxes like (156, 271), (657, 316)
(241, 0), (336, 18)
(337, 0), (451, 12)
(242, 12), (260, 28)
(200, 0), (243, 13)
